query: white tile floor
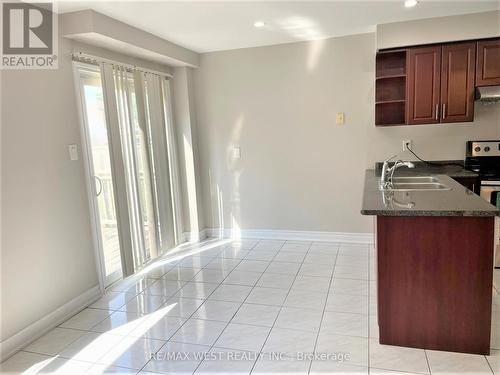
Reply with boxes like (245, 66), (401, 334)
(2, 238), (500, 374)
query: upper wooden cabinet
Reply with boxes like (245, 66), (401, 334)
(440, 42), (476, 123)
(476, 39), (500, 86)
(376, 38), (496, 126)
(406, 46), (441, 125)
(406, 43), (475, 125)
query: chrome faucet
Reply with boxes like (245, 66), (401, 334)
(380, 155), (415, 190)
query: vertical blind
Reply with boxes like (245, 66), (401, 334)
(76, 53), (181, 276)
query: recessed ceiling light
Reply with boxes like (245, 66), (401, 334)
(253, 21), (266, 28)
(404, 0), (418, 7)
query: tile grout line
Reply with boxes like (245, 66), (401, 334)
(246, 239), (312, 374)
(16, 241), (436, 375)
(135, 240), (258, 373)
(45, 306), (138, 367)
(306, 242), (340, 374)
(423, 350), (432, 375)
(14, 241), (498, 375)
(47, 241), (234, 372)
(137, 239), (275, 373)
(11, 240), (258, 372)
(485, 352), (495, 375)
(17, 241), (339, 370)
(191, 239), (287, 374)
(18, 349), (99, 369)
(93, 245), (228, 371)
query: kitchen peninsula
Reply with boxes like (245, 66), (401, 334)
(361, 170), (500, 355)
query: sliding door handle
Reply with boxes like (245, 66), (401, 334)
(94, 175), (103, 197)
(435, 104), (439, 120)
(442, 104), (446, 120)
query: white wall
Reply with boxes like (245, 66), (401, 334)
(377, 11), (500, 50)
(0, 35), (99, 342)
(194, 33), (500, 234)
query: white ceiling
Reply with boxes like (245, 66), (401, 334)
(57, 1), (500, 53)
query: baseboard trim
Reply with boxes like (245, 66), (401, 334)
(197, 228), (374, 244)
(182, 229), (208, 243)
(0, 285), (101, 361)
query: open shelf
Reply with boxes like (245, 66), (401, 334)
(376, 50), (407, 78)
(375, 101), (406, 126)
(376, 49), (407, 126)
(376, 76), (406, 102)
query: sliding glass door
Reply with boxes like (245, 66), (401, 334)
(76, 66), (123, 287)
(74, 59), (181, 288)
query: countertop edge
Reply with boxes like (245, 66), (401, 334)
(361, 170), (500, 217)
(360, 209), (499, 217)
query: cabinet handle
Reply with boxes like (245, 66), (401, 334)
(442, 104), (446, 120)
(435, 104), (439, 120)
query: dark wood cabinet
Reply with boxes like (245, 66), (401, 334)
(406, 46), (442, 125)
(440, 42), (476, 123)
(476, 39), (500, 86)
(377, 216), (494, 354)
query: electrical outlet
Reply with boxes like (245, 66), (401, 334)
(403, 140), (412, 151)
(68, 144), (78, 161)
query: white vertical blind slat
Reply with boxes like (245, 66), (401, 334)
(132, 71), (159, 260)
(144, 73), (176, 252)
(162, 79), (183, 246)
(100, 63), (135, 277)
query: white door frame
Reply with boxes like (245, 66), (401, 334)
(72, 61), (122, 291)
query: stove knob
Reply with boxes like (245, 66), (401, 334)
(484, 146), (490, 152)
(474, 146), (481, 152)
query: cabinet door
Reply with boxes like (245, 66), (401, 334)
(440, 42), (476, 123)
(407, 46), (441, 124)
(476, 39), (500, 86)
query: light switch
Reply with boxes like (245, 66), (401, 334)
(336, 112), (345, 125)
(68, 144), (78, 161)
(233, 147), (241, 159)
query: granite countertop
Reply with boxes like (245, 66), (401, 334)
(374, 160), (478, 179)
(361, 169), (500, 217)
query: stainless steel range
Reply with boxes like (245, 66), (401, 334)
(465, 140), (500, 268)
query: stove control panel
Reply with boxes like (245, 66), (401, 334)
(467, 141), (500, 157)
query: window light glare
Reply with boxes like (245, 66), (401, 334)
(404, 0), (418, 7)
(253, 21), (266, 28)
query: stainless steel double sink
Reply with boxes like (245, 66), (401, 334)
(380, 176), (451, 192)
